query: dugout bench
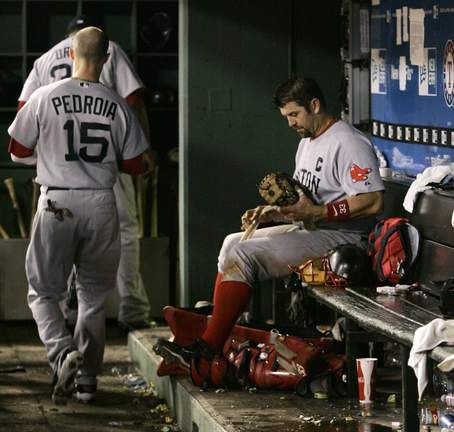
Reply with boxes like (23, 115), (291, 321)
(306, 179), (454, 432)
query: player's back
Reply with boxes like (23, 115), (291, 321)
(29, 78), (133, 189)
(34, 38), (72, 86)
(20, 38), (143, 102)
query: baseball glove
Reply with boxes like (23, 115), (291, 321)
(258, 172), (312, 206)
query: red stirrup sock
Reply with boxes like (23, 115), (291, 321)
(211, 272), (223, 304)
(202, 280), (252, 352)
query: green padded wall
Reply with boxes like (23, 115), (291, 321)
(182, 0), (342, 305)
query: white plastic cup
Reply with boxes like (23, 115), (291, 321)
(356, 358), (378, 404)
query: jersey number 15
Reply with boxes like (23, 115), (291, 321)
(64, 120), (110, 163)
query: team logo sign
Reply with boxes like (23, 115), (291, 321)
(350, 164), (371, 183)
(443, 40), (454, 107)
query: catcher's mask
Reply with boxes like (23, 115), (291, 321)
(291, 244), (372, 287)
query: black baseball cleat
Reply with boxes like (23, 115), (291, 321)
(52, 350), (83, 405)
(75, 373), (97, 403)
(153, 338), (215, 369)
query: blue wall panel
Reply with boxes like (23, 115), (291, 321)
(371, 0), (454, 176)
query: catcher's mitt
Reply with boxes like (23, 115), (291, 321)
(258, 172), (312, 206)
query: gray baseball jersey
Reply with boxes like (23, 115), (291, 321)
(9, 78), (148, 188)
(293, 120), (384, 232)
(218, 120), (384, 285)
(19, 38), (144, 102)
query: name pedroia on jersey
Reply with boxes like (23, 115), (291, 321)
(51, 95), (118, 120)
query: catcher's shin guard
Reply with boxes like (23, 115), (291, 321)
(156, 306), (208, 377)
(247, 345), (305, 391)
(190, 355), (230, 388)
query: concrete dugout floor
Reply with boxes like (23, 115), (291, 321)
(0, 321), (442, 432)
(0, 321), (179, 432)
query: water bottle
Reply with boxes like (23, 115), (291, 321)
(433, 369), (454, 397)
(439, 413), (454, 429)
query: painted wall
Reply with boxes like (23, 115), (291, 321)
(371, 0), (454, 176)
(181, 0), (342, 305)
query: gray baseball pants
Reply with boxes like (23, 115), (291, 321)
(114, 173), (150, 323)
(27, 188), (120, 377)
(218, 224), (365, 284)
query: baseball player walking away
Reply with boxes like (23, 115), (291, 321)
(18, 15), (155, 331)
(153, 77), (385, 387)
(8, 27), (152, 404)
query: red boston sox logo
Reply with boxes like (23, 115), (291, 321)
(350, 163), (372, 182)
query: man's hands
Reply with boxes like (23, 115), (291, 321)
(279, 194), (324, 229)
(241, 196), (323, 233)
(241, 205), (289, 231)
(141, 149), (158, 176)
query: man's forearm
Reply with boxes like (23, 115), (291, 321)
(319, 191), (384, 222)
(128, 94), (151, 143)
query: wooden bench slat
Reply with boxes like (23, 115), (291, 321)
(308, 286), (418, 346)
(347, 286), (441, 325)
(308, 285), (454, 364)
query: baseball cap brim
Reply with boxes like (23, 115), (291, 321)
(66, 15), (91, 36)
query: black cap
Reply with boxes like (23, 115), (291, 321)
(66, 15), (91, 36)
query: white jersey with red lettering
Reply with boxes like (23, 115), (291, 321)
(10, 78), (148, 188)
(19, 37), (143, 102)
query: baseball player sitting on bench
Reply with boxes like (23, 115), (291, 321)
(17, 15), (155, 331)
(154, 77), (385, 387)
(8, 27), (153, 404)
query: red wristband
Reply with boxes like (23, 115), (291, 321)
(326, 199), (350, 221)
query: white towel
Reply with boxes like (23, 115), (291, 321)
(403, 166), (454, 213)
(408, 318), (454, 399)
(438, 354), (454, 373)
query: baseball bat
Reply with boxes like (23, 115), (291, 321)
(150, 166), (159, 238)
(0, 224), (10, 239)
(4, 178), (27, 238)
(30, 179), (39, 234)
(240, 205), (282, 241)
(240, 219), (259, 241)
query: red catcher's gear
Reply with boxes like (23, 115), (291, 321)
(157, 307), (346, 394)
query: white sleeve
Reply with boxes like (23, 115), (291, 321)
(337, 134), (385, 196)
(8, 92), (40, 149)
(107, 43), (145, 98)
(18, 67), (41, 102)
(121, 105), (149, 160)
(11, 153), (37, 165)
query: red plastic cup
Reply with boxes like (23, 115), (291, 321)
(356, 357), (377, 404)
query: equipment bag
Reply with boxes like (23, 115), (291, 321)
(368, 217), (420, 285)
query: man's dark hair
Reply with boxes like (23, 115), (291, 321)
(273, 76), (326, 112)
